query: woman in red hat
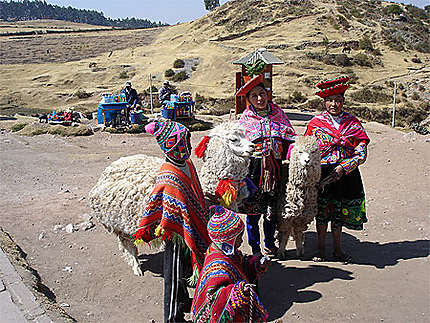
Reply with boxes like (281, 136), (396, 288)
(236, 74), (296, 256)
(305, 76), (370, 263)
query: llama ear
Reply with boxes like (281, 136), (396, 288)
(195, 136), (210, 158)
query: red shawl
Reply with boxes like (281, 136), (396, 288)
(132, 160), (210, 271)
(305, 111), (370, 158)
(192, 244), (268, 323)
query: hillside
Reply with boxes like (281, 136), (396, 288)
(0, 0), (429, 130)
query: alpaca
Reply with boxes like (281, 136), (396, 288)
(276, 135), (321, 260)
(88, 121), (254, 275)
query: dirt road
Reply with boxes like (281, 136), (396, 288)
(0, 118), (429, 322)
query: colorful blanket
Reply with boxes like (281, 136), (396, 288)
(305, 111), (370, 159)
(132, 160), (210, 272)
(192, 244), (268, 323)
(238, 102), (296, 143)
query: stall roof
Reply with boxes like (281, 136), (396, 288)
(232, 48), (284, 65)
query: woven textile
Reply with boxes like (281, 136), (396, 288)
(191, 245), (268, 323)
(238, 102), (296, 144)
(145, 120), (190, 161)
(305, 111), (369, 174)
(132, 160), (211, 271)
(207, 205), (244, 255)
(315, 76), (350, 98)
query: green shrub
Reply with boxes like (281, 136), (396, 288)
(411, 92), (420, 100)
(119, 71), (128, 79)
(164, 69), (175, 77)
(143, 85), (158, 95)
(289, 90), (307, 103)
(11, 122), (28, 132)
(411, 57), (422, 63)
(349, 87), (391, 103)
(337, 14), (350, 29)
(386, 4), (403, 15)
(171, 71), (189, 82)
(74, 89), (92, 99)
(359, 35), (374, 52)
(354, 53), (373, 67)
(342, 68), (358, 84)
(173, 59), (185, 68)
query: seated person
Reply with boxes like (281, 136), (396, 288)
(192, 205), (269, 322)
(121, 81), (140, 119)
(158, 80), (174, 106)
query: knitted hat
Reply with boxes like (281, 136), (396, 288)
(315, 76), (350, 98)
(235, 74), (265, 97)
(145, 120), (190, 160)
(207, 205), (244, 255)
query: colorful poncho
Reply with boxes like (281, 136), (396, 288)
(305, 111), (370, 174)
(238, 102), (296, 144)
(192, 244), (268, 323)
(132, 159), (211, 273)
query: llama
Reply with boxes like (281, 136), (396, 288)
(276, 135), (321, 260)
(88, 121), (254, 275)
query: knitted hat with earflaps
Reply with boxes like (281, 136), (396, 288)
(207, 205), (244, 255)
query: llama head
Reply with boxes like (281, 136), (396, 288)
(289, 135), (321, 184)
(196, 121), (254, 160)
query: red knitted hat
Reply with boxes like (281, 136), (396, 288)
(235, 74), (265, 97)
(316, 76), (350, 98)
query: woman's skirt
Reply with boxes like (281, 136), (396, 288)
(316, 164), (368, 230)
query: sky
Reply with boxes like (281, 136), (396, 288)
(44, 0), (428, 25)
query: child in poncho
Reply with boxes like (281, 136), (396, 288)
(192, 205), (269, 322)
(132, 120), (211, 322)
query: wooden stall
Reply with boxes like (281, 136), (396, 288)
(233, 48), (284, 115)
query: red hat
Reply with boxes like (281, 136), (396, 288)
(316, 76), (350, 98)
(235, 74), (265, 97)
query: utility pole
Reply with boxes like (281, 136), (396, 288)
(149, 74), (154, 115)
(392, 81), (397, 128)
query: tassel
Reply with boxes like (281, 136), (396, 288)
(215, 179), (238, 207)
(187, 267), (200, 287)
(195, 135), (210, 158)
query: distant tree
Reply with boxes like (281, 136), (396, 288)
(204, 0), (220, 11)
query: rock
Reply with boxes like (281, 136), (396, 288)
(53, 225), (64, 232)
(62, 266), (73, 273)
(79, 221), (95, 231)
(80, 213), (92, 222)
(60, 303), (70, 308)
(65, 224), (75, 233)
(79, 197), (86, 201)
(38, 232), (46, 240)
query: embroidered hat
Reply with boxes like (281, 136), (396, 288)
(235, 74), (265, 97)
(145, 120), (190, 160)
(207, 205), (244, 255)
(315, 76), (350, 98)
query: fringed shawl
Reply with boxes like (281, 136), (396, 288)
(238, 102), (296, 143)
(305, 111), (370, 158)
(192, 245), (268, 323)
(132, 160), (210, 272)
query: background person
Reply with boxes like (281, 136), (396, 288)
(121, 81), (140, 120)
(158, 80), (174, 106)
(237, 74), (296, 256)
(305, 76), (370, 263)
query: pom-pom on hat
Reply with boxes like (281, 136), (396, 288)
(235, 74), (265, 97)
(207, 205), (244, 255)
(315, 76), (350, 98)
(144, 120), (189, 155)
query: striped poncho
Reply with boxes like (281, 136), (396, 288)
(132, 159), (211, 273)
(192, 244), (268, 323)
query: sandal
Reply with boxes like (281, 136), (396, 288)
(333, 252), (353, 264)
